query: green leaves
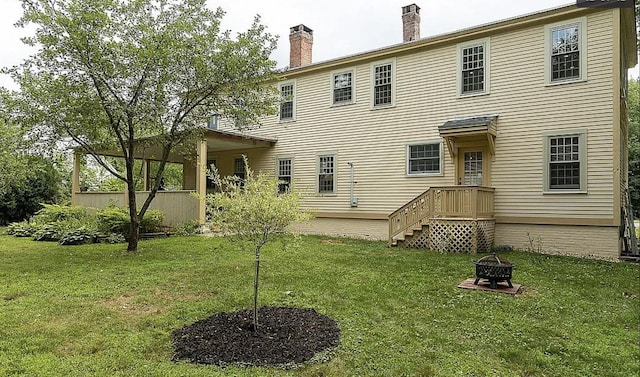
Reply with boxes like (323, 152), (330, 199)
(7, 0), (281, 250)
(206, 157), (311, 245)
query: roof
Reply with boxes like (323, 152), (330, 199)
(281, 4), (636, 77)
(439, 115), (499, 131)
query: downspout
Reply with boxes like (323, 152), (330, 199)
(347, 161), (358, 207)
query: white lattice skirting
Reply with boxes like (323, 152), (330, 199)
(427, 219), (495, 253)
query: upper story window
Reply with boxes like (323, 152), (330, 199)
(318, 155), (335, 194)
(371, 59), (395, 108)
(279, 81), (295, 121)
(543, 130), (587, 193)
(277, 158), (292, 194)
(407, 142), (442, 175)
(457, 38), (490, 96)
(545, 18), (587, 85)
(551, 26), (580, 81)
(332, 71), (354, 105)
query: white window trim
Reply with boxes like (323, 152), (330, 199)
(316, 152), (337, 195)
(456, 37), (491, 98)
(544, 17), (588, 86)
(276, 156), (294, 192)
(370, 58), (396, 109)
(278, 80), (296, 122)
(543, 129), (588, 194)
(406, 140), (444, 177)
(330, 68), (356, 107)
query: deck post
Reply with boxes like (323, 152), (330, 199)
(195, 139), (208, 223)
(142, 159), (150, 191)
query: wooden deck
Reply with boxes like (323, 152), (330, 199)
(388, 186), (495, 252)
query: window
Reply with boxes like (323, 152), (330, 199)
(545, 18), (586, 84)
(233, 157), (246, 183)
(332, 71), (353, 105)
(207, 114), (218, 130)
(407, 143), (442, 175)
(318, 155), (335, 194)
(371, 59), (395, 108)
(544, 131), (587, 192)
(457, 38), (490, 96)
(279, 81), (295, 121)
(277, 158), (292, 194)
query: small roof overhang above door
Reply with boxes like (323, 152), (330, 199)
(438, 115), (498, 159)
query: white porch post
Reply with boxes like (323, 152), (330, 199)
(142, 159), (149, 191)
(195, 139), (208, 223)
(71, 151), (82, 205)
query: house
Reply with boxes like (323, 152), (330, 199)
(72, 3), (638, 260)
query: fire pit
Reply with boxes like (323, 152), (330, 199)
(473, 254), (515, 289)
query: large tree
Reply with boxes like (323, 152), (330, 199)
(6, 0), (279, 251)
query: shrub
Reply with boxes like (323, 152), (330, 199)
(31, 204), (87, 225)
(59, 227), (96, 245)
(173, 220), (202, 236)
(140, 210), (164, 233)
(0, 156), (62, 225)
(96, 206), (164, 235)
(96, 206), (130, 234)
(33, 224), (64, 242)
(101, 233), (126, 244)
(6, 221), (38, 237)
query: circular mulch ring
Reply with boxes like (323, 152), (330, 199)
(172, 306), (340, 368)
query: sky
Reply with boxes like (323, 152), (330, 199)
(0, 0), (637, 89)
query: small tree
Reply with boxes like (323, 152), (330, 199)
(207, 157), (310, 331)
(6, 0), (280, 252)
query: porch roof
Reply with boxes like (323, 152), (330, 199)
(204, 128), (277, 152)
(439, 115), (499, 159)
(438, 115), (498, 136)
(77, 128), (277, 163)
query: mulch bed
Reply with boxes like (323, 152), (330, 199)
(172, 306), (340, 368)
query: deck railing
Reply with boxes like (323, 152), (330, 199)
(388, 186), (495, 245)
(73, 190), (200, 226)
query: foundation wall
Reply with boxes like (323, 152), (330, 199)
(494, 223), (620, 260)
(290, 218), (387, 241)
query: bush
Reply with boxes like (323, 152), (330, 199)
(6, 221), (38, 237)
(173, 220), (202, 236)
(31, 204), (87, 225)
(101, 233), (126, 244)
(59, 227), (96, 245)
(0, 156), (62, 225)
(33, 224), (64, 242)
(96, 206), (164, 235)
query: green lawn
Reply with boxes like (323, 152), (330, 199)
(0, 234), (638, 377)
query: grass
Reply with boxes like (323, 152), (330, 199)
(0, 234), (638, 377)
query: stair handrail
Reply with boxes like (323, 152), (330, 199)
(388, 188), (432, 245)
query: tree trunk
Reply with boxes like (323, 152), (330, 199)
(126, 178), (140, 252)
(253, 244), (261, 332)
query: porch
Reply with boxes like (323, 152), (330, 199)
(388, 186), (495, 253)
(70, 129), (277, 226)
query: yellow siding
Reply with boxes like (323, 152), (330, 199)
(219, 11), (618, 226)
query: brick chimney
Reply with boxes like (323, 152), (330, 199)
(289, 24), (313, 68)
(402, 4), (421, 42)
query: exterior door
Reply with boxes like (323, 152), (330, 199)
(457, 148), (489, 186)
